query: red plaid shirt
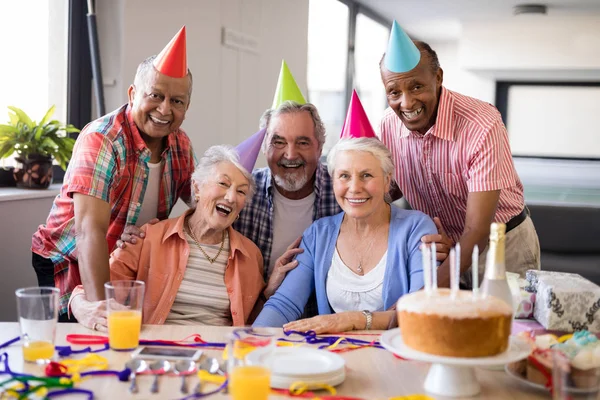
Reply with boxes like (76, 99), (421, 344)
(32, 104), (196, 313)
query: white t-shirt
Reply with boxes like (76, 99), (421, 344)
(326, 247), (387, 313)
(268, 188), (315, 277)
(136, 161), (162, 226)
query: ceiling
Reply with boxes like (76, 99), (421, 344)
(355, 0), (600, 41)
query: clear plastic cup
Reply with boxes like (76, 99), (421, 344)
(227, 328), (277, 400)
(104, 280), (145, 351)
(16, 287), (59, 363)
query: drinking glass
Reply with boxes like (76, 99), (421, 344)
(227, 328), (277, 400)
(16, 287), (59, 363)
(104, 280), (144, 351)
(552, 348), (600, 400)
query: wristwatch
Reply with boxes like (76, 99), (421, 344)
(361, 310), (373, 330)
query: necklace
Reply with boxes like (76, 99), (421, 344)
(355, 237), (376, 274)
(348, 229), (381, 275)
(186, 220), (225, 264)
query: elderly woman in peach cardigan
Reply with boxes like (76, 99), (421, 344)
(69, 145), (281, 331)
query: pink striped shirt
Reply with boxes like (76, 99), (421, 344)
(378, 87), (524, 243)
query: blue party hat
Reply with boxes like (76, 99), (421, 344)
(384, 21), (421, 73)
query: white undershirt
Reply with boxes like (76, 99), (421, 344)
(268, 188), (315, 277)
(326, 247), (387, 313)
(136, 161), (162, 226)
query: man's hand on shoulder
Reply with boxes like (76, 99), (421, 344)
(421, 217), (454, 262)
(264, 237), (304, 299)
(116, 218), (159, 249)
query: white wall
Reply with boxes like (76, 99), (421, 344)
(97, 0), (309, 164)
(428, 15), (600, 105)
(460, 16), (600, 75)
(0, 196), (56, 321)
(426, 40), (495, 104)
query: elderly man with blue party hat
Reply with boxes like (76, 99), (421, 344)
(378, 21), (540, 288)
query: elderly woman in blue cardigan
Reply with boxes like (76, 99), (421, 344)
(253, 137), (437, 333)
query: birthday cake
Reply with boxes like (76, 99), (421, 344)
(396, 288), (513, 357)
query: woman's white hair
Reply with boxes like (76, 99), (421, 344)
(326, 138), (394, 178)
(190, 145), (255, 207)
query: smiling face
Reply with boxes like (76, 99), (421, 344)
(127, 68), (191, 145)
(193, 161), (251, 232)
(380, 51), (443, 135)
(265, 111), (321, 198)
(332, 150), (391, 220)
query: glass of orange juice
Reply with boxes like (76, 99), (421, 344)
(16, 287), (59, 364)
(104, 280), (144, 351)
(227, 328), (277, 400)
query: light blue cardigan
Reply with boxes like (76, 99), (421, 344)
(253, 205), (437, 327)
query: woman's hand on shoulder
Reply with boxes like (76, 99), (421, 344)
(283, 312), (363, 335)
(71, 294), (108, 332)
(263, 237), (304, 299)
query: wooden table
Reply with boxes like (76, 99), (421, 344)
(0, 323), (547, 399)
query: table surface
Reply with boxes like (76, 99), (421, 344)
(0, 322), (549, 400)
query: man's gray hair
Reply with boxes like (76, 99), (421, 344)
(133, 55), (194, 98)
(326, 137), (394, 178)
(259, 101), (326, 152)
(190, 145), (256, 207)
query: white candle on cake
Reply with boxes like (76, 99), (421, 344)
(455, 243), (461, 293)
(450, 248), (457, 299)
(422, 245), (431, 295)
(430, 243), (437, 290)
(472, 245), (479, 299)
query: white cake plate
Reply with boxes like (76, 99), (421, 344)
(380, 329), (532, 397)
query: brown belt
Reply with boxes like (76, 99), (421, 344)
(505, 207), (529, 233)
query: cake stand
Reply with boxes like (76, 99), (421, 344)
(380, 329), (532, 397)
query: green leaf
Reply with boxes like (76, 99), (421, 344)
(38, 105), (56, 127)
(0, 142), (15, 159)
(7, 106), (34, 130)
(0, 124), (18, 134)
(8, 112), (18, 126)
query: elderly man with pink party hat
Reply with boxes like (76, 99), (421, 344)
(31, 27), (197, 323)
(254, 91), (436, 334)
(378, 21), (540, 288)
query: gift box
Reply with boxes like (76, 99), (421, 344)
(533, 272), (600, 332)
(525, 270), (583, 293)
(515, 289), (536, 319)
(511, 319), (545, 335)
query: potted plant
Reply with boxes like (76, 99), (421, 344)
(0, 105), (79, 189)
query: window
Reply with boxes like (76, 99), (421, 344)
(307, 0), (349, 154)
(307, 0), (390, 155)
(354, 13), (389, 136)
(0, 0), (69, 167)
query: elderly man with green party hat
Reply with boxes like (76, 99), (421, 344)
(233, 60), (341, 302)
(377, 21), (540, 287)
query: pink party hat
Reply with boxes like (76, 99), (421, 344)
(235, 128), (267, 172)
(153, 26), (187, 78)
(340, 90), (377, 139)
